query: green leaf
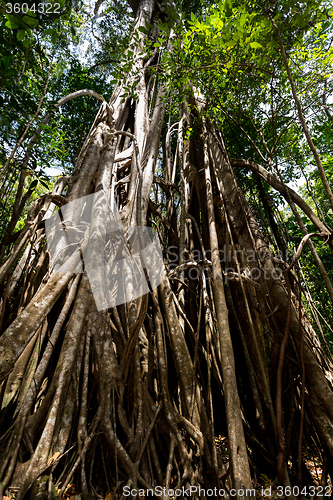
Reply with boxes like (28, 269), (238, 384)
(5, 19), (20, 29)
(22, 16), (39, 28)
(138, 26), (149, 34)
(51, 31), (58, 44)
(30, 179), (38, 190)
(17, 30), (25, 41)
(22, 39), (30, 47)
(250, 42), (263, 49)
(2, 56), (12, 70)
(240, 13), (247, 26)
(225, 3), (232, 17)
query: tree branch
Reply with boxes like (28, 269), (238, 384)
(230, 158), (329, 234)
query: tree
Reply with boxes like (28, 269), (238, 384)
(0, 0), (333, 498)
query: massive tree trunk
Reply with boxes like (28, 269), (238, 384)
(0, 1), (333, 498)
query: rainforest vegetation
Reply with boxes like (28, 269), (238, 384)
(0, 0), (333, 498)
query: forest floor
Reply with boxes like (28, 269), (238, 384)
(2, 439), (330, 500)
